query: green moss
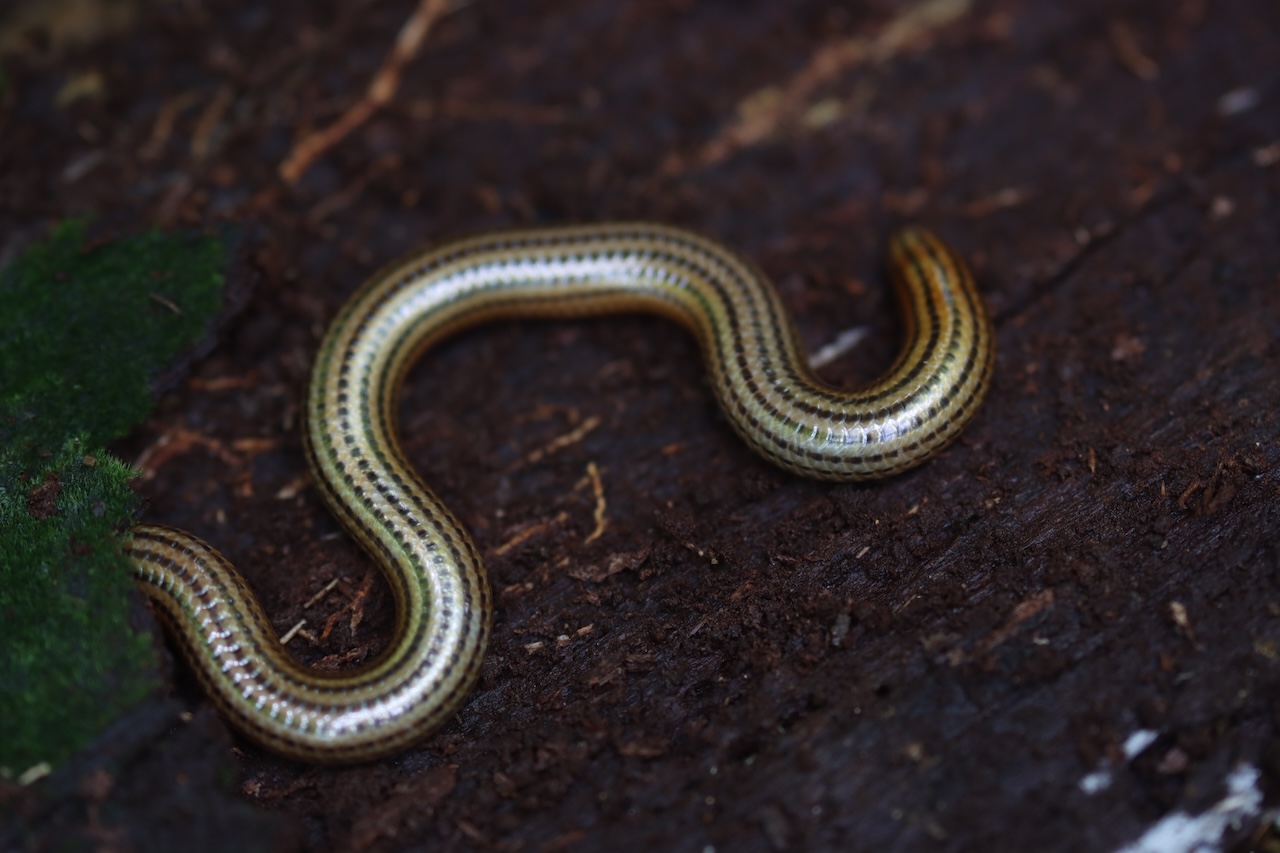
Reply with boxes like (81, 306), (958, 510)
(0, 440), (153, 774)
(0, 220), (225, 447)
(0, 221), (228, 774)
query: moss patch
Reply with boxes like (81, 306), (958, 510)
(0, 221), (228, 774)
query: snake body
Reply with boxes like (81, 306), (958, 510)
(127, 223), (994, 762)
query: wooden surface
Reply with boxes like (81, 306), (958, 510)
(3, 0), (1279, 850)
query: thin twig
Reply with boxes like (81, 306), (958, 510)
(279, 0), (455, 184)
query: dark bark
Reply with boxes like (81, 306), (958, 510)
(3, 0), (1279, 850)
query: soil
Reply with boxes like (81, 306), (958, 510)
(3, 0), (1279, 850)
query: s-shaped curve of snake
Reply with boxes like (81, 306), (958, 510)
(126, 223), (994, 762)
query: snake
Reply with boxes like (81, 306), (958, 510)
(125, 223), (994, 762)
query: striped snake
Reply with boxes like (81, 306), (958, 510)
(127, 223), (994, 762)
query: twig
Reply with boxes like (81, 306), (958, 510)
(660, 0), (971, 177)
(583, 462), (607, 544)
(279, 0), (455, 184)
